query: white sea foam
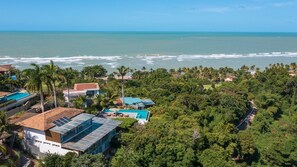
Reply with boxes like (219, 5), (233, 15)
(103, 62), (118, 68)
(1, 52), (297, 68)
(0, 55), (122, 64)
(137, 54), (177, 64)
(176, 52), (297, 61)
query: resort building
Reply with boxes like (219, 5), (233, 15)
(18, 107), (121, 158)
(121, 97), (155, 109)
(63, 83), (100, 102)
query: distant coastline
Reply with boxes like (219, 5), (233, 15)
(0, 32), (296, 70)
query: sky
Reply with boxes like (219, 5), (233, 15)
(0, 0), (297, 32)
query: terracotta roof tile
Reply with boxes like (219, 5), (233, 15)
(18, 107), (84, 131)
(74, 83), (99, 91)
(0, 65), (12, 72)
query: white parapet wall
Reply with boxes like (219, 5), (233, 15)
(23, 127), (77, 158)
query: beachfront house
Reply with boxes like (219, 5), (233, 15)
(18, 107), (121, 158)
(63, 83), (100, 103)
(121, 97), (155, 109)
(0, 64), (13, 76)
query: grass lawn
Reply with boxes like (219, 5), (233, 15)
(203, 83), (222, 90)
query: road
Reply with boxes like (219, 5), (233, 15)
(236, 101), (257, 130)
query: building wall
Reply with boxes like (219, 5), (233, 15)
(23, 127), (77, 157)
(45, 130), (61, 143)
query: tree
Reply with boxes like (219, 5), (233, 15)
(0, 111), (7, 136)
(42, 60), (61, 108)
(73, 95), (87, 109)
(71, 154), (107, 167)
(42, 154), (64, 167)
(61, 68), (77, 107)
(237, 131), (256, 162)
(92, 93), (117, 111)
(114, 66), (130, 106)
(81, 65), (107, 79)
(23, 63), (46, 112)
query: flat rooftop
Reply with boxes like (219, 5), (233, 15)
(62, 117), (121, 152)
(50, 113), (95, 135)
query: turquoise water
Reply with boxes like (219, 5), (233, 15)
(6, 92), (30, 101)
(0, 32), (297, 70)
(104, 109), (149, 120)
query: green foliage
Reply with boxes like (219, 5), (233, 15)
(113, 118), (137, 130)
(42, 153), (107, 167)
(0, 111), (7, 135)
(43, 154), (64, 167)
(13, 62), (297, 166)
(70, 154), (107, 167)
(81, 65), (107, 79)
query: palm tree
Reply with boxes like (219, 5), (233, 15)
(114, 66), (130, 106)
(73, 95), (87, 109)
(43, 60), (61, 108)
(142, 66), (146, 71)
(92, 93), (117, 111)
(23, 63), (46, 112)
(61, 68), (76, 107)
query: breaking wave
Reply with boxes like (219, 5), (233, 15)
(0, 52), (297, 68)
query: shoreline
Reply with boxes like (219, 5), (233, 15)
(1, 54), (297, 71)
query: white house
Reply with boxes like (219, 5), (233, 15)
(63, 83), (100, 102)
(18, 107), (121, 158)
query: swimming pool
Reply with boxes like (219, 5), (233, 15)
(6, 92), (30, 101)
(104, 109), (150, 120)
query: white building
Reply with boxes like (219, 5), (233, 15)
(18, 107), (121, 158)
(63, 83), (100, 102)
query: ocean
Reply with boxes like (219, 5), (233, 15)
(0, 32), (297, 71)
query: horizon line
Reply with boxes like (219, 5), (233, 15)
(0, 30), (297, 33)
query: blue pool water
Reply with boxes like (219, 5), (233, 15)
(6, 92), (30, 101)
(104, 109), (149, 120)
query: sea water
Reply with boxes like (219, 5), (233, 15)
(0, 31), (297, 71)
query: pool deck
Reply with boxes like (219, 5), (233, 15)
(101, 109), (150, 124)
(0, 93), (37, 112)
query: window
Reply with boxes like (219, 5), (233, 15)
(34, 140), (42, 143)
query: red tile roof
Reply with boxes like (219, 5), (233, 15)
(0, 65), (12, 72)
(18, 107), (84, 131)
(74, 83), (99, 91)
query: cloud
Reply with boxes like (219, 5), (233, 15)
(200, 7), (230, 13)
(272, 1), (296, 7)
(187, 5), (262, 14)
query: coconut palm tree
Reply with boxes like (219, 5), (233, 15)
(114, 66), (130, 106)
(23, 63), (46, 112)
(73, 95), (87, 109)
(43, 60), (61, 108)
(92, 93), (117, 111)
(61, 68), (76, 107)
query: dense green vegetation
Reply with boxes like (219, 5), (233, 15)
(1, 62), (297, 166)
(41, 152), (107, 167)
